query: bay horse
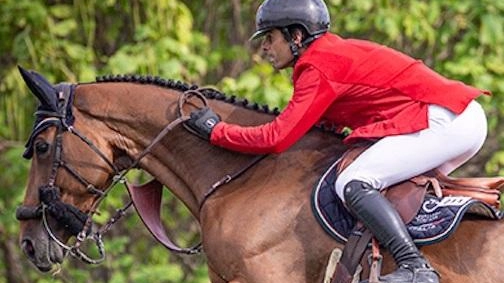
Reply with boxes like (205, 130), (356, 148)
(16, 67), (504, 283)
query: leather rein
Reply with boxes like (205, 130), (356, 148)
(16, 85), (265, 263)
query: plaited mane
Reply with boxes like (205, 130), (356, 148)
(94, 74), (345, 137)
(95, 74), (281, 115)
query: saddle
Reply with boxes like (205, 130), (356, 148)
(331, 146), (504, 283)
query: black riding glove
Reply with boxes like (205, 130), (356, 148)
(186, 107), (221, 140)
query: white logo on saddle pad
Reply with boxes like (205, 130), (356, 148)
(422, 196), (472, 214)
(205, 118), (217, 128)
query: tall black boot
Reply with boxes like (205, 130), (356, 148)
(343, 180), (439, 283)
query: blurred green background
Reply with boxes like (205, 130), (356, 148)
(1, 0), (503, 282)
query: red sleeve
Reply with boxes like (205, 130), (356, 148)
(210, 67), (340, 154)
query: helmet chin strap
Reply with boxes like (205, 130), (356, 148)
(281, 27), (321, 64)
(281, 27), (300, 61)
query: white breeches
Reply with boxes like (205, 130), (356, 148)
(335, 100), (487, 201)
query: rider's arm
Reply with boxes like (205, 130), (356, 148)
(210, 67), (344, 154)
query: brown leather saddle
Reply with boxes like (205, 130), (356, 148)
(331, 146), (504, 283)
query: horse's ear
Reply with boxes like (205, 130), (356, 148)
(18, 66), (58, 112)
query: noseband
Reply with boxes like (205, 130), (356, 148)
(16, 84), (204, 264)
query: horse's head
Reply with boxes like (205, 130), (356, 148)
(16, 67), (118, 272)
(15, 67), (282, 273)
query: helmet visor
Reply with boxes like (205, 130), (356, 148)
(249, 28), (272, 41)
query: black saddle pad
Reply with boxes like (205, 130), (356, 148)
(311, 158), (503, 246)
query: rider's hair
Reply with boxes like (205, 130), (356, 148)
(285, 24), (310, 45)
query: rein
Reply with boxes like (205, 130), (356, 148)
(177, 88), (267, 210)
(17, 84), (265, 263)
(198, 154), (266, 211)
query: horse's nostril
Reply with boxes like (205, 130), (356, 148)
(22, 239), (35, 259)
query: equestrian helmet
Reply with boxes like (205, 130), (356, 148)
(250, 0), (330, 40)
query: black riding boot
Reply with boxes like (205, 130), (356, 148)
(343, 180), (439, 283)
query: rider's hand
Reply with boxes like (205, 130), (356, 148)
(186, 107), (221, 140)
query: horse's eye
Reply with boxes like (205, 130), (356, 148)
(35, 141), (50, 155)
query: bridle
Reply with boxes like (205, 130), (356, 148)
(15, 84), (244, 264)
(17, 83), (135, 263)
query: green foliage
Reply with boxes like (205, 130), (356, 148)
(1, 0), (504, 282)
(219, 62), (292, 108)
(0, 146), (29, 234)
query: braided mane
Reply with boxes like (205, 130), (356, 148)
(95, 74), (280, 115)
(95, 74), (344, 137)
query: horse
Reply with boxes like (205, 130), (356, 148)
(15, 67), (504, 283)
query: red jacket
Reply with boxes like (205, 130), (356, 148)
(210, 33), (488, 154)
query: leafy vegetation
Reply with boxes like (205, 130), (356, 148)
(1, 0), (503, 282)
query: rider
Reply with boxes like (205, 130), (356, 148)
(187, 0), (489, 282)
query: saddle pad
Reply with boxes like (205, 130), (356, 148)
(311, 158), (503, 246)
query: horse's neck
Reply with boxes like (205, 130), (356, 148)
(74, 82), (271, 217)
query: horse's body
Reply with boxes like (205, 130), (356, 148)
(18, 76), (504, 283)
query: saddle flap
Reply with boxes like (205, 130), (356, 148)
(384, 181), (426, 224)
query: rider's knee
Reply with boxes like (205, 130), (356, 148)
(342, 180), (376, 204)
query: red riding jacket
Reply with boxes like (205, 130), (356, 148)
(210, 33), (488, 154)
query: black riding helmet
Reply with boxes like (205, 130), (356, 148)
(250, 0), (330, 40)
